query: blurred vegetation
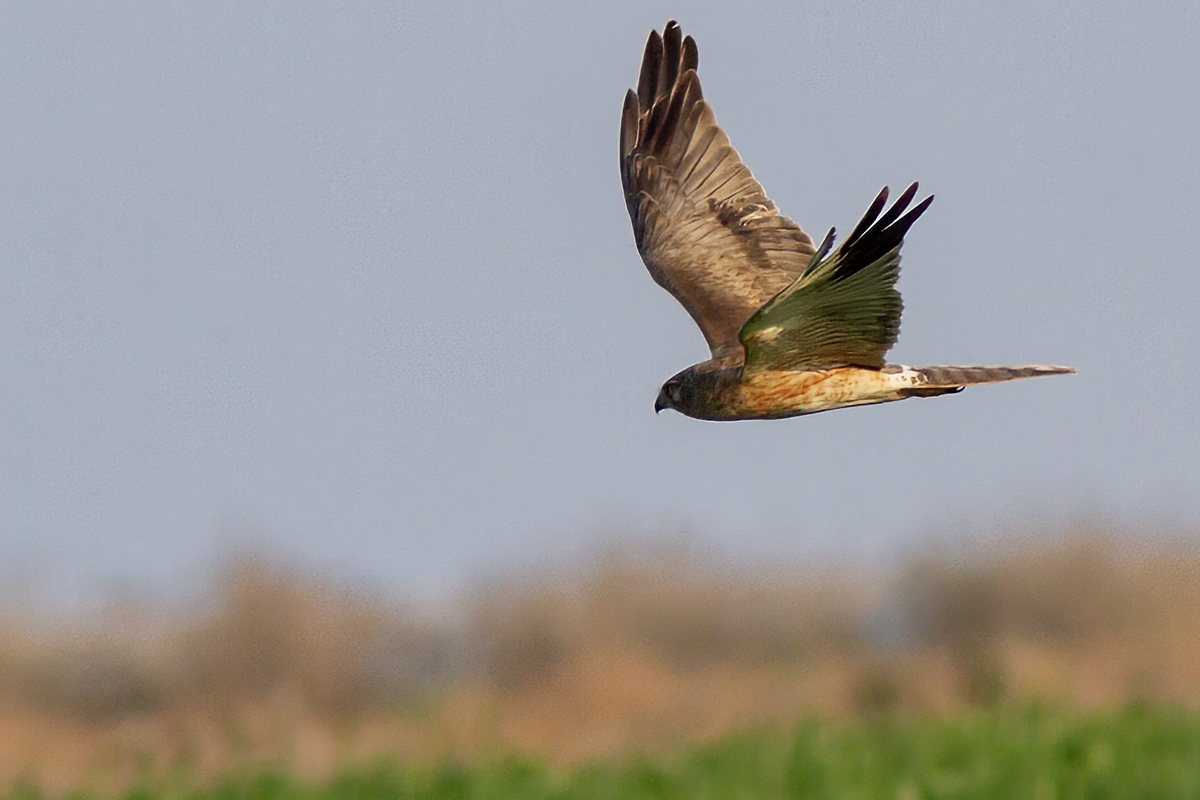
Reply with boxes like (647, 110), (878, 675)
(6, 706), (1200, 799)
(2, 521), (1200, 791)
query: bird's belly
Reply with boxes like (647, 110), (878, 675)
(732, 368), (900, 419)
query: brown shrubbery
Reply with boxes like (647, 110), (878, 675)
(2, 522), (1199, 788)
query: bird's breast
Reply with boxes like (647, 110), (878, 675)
(725, 368), (896, 419)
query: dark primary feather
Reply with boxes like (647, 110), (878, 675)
(620, 21), (818, 362)
(835, 183), (932, 273)
(740, 185), (934, 373)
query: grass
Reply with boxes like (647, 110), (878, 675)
(9, 705), (1200, 800)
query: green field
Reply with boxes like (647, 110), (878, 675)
(10, 706), (1200, 800)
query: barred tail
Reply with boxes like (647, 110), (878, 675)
(901, 365), (1074, 397)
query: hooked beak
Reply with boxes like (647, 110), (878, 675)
(654, 394), (666, 414)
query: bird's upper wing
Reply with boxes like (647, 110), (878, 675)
(739, 183), (934, 374)
(620, 21), (818, 362)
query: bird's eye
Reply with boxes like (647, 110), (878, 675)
(667, 381), (683, 402)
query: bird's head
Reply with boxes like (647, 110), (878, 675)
(654, 368), (695, 415)
(654, 362), (743, 418)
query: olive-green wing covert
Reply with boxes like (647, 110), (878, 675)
(739, 183), (933, 374)
(620, 21), (818, 362)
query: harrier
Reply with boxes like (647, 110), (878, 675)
(620, 22), (1073, 421)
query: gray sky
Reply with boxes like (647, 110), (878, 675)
(2, 1), (1198, 604)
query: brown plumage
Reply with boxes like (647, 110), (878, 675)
(622, 22), (1073, 421)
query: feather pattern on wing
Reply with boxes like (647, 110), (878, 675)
(739, 183), (934, 373)
(620, 21), (818, 362)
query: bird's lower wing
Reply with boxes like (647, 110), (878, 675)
(739, 184), (933, 374)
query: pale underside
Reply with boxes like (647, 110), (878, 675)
(694, 365), (1076, 421)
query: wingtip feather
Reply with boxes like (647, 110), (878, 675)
(893, 194), (934, 234)
(620, 89), (639, 159)
(682, 34), (699, 72)
(660, 22), (682, 99)
(872, 182), (919, 231)
(803, 227), (836, 275)
(844, 187), (889, 248)
(637, 30), (663, 108)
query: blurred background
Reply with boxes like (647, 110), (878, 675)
(1, 0), (1198, 791)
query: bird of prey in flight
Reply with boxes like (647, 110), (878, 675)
(620, 21), (1073, 421)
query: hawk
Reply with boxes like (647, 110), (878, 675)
(620, 22), (1073, 421)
